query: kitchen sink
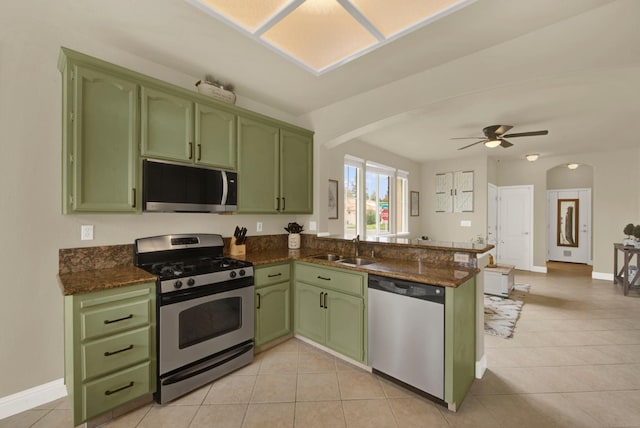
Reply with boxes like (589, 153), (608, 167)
(310, 254), (343, 261)
(337, 257), (376, 266)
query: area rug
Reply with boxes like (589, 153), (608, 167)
(484, 284), (530, 338)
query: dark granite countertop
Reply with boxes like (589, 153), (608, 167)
(234, 249), (478, 288)
(58, 266), (157, 296)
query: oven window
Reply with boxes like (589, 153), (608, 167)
(178, 297), (242, 349)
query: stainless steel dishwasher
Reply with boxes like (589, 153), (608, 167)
(368, 274), (445, 400)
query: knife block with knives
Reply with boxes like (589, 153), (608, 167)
(230, 226), (247, 256)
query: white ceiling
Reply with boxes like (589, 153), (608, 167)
(5, 0), (639, 163)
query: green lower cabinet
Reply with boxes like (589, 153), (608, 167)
(255, 282), (291, 347)
(293, 262), (367, 364)
(64, 283), (156, 426)
(444, 277), (476, 411)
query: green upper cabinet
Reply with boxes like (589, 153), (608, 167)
(280, 129), (313, 213)
(140, 86), (194, 163)
(237, 115), (313, 214)
(60, 59), (139, 213)
(237, 116), (280, 213)
(195, 102), (236, 169)
(140, 86), (237, 170)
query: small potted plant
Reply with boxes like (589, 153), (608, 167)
(633, 225), (640, 248)
(624, 223), (636, 246)
(284, 222), (304, 249)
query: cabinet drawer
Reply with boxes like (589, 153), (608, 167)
(82, 361), (152, 421)
(295, 263), (364, 296)
(81, 327), (151, 381)
(81, 298), (150, 341)
(255, 263), (290, 287)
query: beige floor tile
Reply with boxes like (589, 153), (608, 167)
(296, 372), (340, 401)
(518, 393), (601, 428)
(268, 338), (300, 354)
(475, 394), (557, 428)
(387, 397), (449, 427)
(335, 358), (364, 372)
(0, 410), (49, 428)
(250, 373), (297, 403)
(242, 402), (294, 428)
(259, 351), (299, 374)
(103, 404), (152, 428)
(439, 395), (504, 428)
(137, 405), (198, 428)
(298, 350), (337, 373)
(33, 397), (67, 410)
(204, 375), (257, 404)
(294, 401), (346, 428)
(377, 377), (413, 398)
(342, 399), (396, 428)
(31, 409), (74, 428)
(564, 390), (640, 427)
(189, 404), (247, 428)
(229, 358), (262, 376)
(337, 370), (385, 400)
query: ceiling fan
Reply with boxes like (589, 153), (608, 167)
(453, 125), (549, 150)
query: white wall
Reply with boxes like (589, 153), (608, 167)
(421, 156), (489, 242)
(0, 19), (306, 398)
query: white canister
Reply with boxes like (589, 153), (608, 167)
(288, 233), (301, 249)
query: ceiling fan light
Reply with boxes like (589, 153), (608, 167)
(484, 139), (501, 148)
(525, 154), (539, 162)
(567, 163), (579, 170)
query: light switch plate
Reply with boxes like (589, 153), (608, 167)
(81, 225), (94, 241)
(309, 221), (317, 231)
(256, 222), (263, 232)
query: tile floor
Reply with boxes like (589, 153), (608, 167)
(3, 264), (640, 427)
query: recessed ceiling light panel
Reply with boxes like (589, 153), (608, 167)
(197, 0), (291, 31)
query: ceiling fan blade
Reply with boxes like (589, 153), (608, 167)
(499, 139), (514, 148)
(483, 125), (513, 137)
(502, 130), (549, 138)
(458, 140), (486, 150)
(450, 137), (485, 140)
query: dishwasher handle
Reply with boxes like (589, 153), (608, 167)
(368, 274), (445, 304)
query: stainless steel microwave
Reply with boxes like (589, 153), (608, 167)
(142, 160), (237, 213)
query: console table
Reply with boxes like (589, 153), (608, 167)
(613, 243), (640, 295)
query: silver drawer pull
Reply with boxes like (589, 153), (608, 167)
(105, 381), (134, 396)
(317, 276), (331, 281)
(104, 344), (134, 357)
(267, 273), (282, 278)
(104, 314), (133, 324)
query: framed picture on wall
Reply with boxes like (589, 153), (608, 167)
(410, 191), (419, 216)
(557, 198), (579, 247)
(328, 179), (339, 219)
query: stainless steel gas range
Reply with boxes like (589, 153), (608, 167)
(134, 233), (254, 404)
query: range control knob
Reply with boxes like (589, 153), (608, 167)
(174, 280), (183, 289)
(187, 278), (195, 286)
(229, 271), (237, 278)
(239, 269), (246, 277)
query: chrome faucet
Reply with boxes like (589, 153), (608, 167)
(353, 234), (360, 257)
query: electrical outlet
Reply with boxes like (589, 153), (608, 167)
(81, 224), (94, 241)
(454, 253), (470, 263)
(309, 221), (317, 231)
(460, 220), (472, 227)
(256, 222), (263, 232)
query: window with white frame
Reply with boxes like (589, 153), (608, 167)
(344, 156), (409, 237)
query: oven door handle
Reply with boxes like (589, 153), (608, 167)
(161, 341), (254, 386)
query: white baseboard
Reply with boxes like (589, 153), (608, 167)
(475, 354), (487, 379)
(0, 378), (67, 420)
(531, 265), (547, 273)
(592, 271), (614, 281)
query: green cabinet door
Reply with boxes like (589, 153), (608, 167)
(65, 65), (139, 213)
(280, 129), (313, 213)
(195, 102), (236, 169)
(294, 282), (325, 344)
(141, 86), (194, 162)
(255, 282), (291, 347)
(237, 116), (280, 213)
(325, 292), (364, 362)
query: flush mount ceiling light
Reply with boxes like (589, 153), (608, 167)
(525, 154), (539, 162)
(186, 0), (476, 75)
(484, 139), (501, 148)
(567, 163), (579, 170)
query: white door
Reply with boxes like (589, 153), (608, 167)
(487, 183), (498, 259)
(547, 189), (591, 264)
(497, 185), (533, 270)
